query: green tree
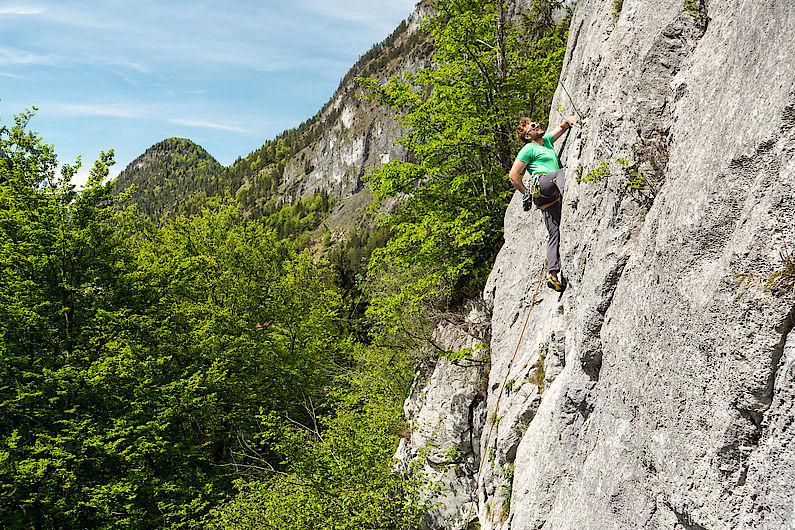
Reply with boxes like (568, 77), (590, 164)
(358, 0), (569, 332)
(0, 110), (152, 528)
(207, 344), (430, 530)
(97, 204), (352, 527)
(0, 112), (352, 528)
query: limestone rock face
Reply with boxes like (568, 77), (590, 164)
(398, 0), (795, 528)
(279, 98), (410, 202)
(394, 305), (491, 530)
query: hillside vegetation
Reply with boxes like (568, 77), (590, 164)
(112, 138), (223, 218)
(113, 14), (430, 222)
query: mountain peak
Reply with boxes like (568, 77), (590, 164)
(114, 137), (223, 218)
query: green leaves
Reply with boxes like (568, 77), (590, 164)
(207, 344), (429, 530)
(360, 0), (570, 330)
(0, 111), (353, 527)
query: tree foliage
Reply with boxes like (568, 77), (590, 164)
(0, 110), (429, 529)
(207, 345), (429, 530)
(358, 0), (570, 331)
(0, 112), (356, 528)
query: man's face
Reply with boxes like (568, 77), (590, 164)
(524, 122), (542, 140)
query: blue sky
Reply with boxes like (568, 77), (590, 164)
(0, 0), (418, 185)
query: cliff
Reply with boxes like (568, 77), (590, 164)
(397, 0), (795, 528)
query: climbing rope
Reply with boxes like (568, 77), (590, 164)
(558, 79), (586, 123)
(556, 126), (572, 170)
(555, 80), (583, 170)
(462, 258), (548, 529)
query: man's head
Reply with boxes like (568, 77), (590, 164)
(516, 118), (543, 143)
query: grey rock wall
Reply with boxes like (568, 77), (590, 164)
(398, 0), (795, 528)
(394, 304), (490, 530)
(280, 98), (410, 202)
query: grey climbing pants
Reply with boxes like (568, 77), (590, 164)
(532, 169), (565, 273)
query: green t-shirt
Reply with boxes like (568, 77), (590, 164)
(516, 133), (559, 175)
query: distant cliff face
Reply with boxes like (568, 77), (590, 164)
(398, 0), (795, 528)
(270, 8), (432, 206)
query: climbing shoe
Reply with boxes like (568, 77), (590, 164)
(546, 274), (568, 293)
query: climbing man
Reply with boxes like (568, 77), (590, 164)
(508, 115), (576, 293)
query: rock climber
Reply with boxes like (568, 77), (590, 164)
(508, 116), (576, 293)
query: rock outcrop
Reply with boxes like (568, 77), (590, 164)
(395, 303), (491, 529)
(399, 0), (795, 528)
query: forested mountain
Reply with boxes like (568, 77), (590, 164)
(113, 138), (223, 218)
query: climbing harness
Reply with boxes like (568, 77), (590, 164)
(523, 172), (562, 212)
(536, 194), (560, 212)
(462, 259), (548, 529)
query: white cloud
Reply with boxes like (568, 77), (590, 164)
(100, 57), (150, 74)
(39, 101), (253, 134)
(169, 118), (249, 133)
(296, 0), (415, 25)
(0, 46), (57, 65)
(0, 5), (44, 15)
(49, 102), (150, 118)
(199, 48), (291, 71)
(0, 46), (148, 74)
(32, 3), (119, 30)
(3, 0), (416, 76)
